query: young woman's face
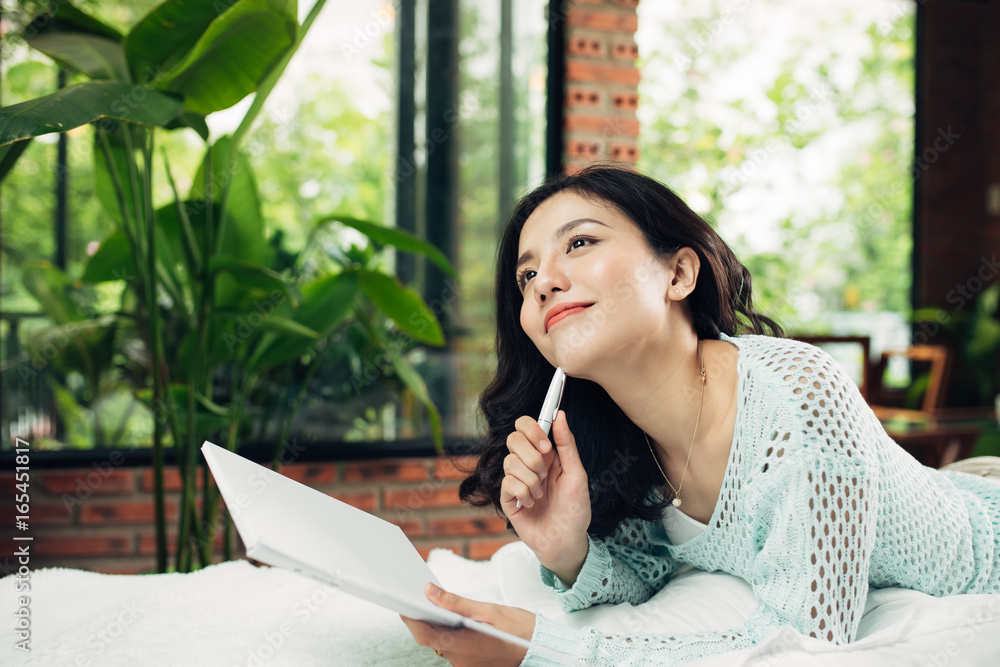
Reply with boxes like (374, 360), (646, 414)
(516, 191), (676, 375)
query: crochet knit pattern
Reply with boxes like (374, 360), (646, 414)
(522, 334), (1000, 666)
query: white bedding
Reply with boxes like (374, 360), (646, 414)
(2, 542), (998, 666)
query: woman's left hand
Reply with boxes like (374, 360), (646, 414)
(401, 583), (535, 666)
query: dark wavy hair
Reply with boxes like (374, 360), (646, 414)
(459, 165), (784, 538)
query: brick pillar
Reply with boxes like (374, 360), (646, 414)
(916, 0), (1000, 310)
(982, 0), (1000, 256)
(562, 0), (641, 173)
(913, 0), (999, 408)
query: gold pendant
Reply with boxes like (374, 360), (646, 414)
(672, 497), (682, 508)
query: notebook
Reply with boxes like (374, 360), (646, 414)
(200, 441), (535, 651)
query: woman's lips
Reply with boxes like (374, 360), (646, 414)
(546, 305), (592, 332)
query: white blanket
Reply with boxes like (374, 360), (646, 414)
(3, 542), (999, 666)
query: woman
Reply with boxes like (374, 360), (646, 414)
(402, 165), (1000, 666)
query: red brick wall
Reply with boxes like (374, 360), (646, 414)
(562, 0), (641, 172)
(0, 455), (517, 574)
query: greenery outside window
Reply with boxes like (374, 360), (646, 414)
(636, 0), (916, 380)
(0, 0), (546, 452)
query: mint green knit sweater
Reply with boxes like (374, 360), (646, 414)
(522, 334), (1000, 666)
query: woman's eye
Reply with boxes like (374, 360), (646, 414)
(569, 236), (593, 250)
(517, 270), (536, 290)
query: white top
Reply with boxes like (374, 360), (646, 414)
(661, 505), (708, 544)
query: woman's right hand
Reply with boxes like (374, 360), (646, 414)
(500, 410), (591, 585)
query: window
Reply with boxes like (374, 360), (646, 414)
(0, 0), (547, 451)
(636, 0), (915, 354)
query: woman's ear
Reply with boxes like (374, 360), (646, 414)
(667, 247), (701, 301)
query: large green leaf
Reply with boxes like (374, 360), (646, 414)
(156, 192), (265, 303)
(164, 112), (209, 141)
(124, 0), (239, 83)
(80, 229), (136, 283)
(389, 352), (444, 451)
(156, 196), (263, 329)
(210, 310), (319, 339)
(80, 225), (185, 301)
(295, 272), (360, 336)
(22, 1), (126, 80)
(246, 272), (359, 371)
(29, 3), (123, 41)
(155, 199), (217, 270)
(210, 306), (318, 367)
(315, 215), (457, 279)
(189, 135), (266, 264)
(153, 0), (297, 116)
(209, 257), (293, 304)
(0, 138), (32, 184)
(258, 315), (320, 339)
(27, 32), (129, 81)
(354, 269), (445, 346)
(0, 82), (183, 146)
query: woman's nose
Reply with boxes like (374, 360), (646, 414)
(533, 261), (570, 303)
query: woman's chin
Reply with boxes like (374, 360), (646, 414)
(546, 349), (599, 381)
(534, 326), (609, 378)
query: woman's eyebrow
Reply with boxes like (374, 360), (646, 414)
(516, 218), (609, 270)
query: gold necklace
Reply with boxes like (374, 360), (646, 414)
(645, 338), (706, 508)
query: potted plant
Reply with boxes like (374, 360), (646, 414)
(1, 0), (454, 572)
(913, 282), (1000, 409)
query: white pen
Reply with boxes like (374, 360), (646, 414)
(516, 367), (566, 509)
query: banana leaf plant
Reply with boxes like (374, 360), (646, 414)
(1, 0), (455, 573)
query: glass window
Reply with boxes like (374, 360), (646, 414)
(636, 0), (915, 357)
(450, 0), (548, 437)
(0, 0), (547, 451)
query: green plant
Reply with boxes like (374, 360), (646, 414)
(913, 282), (1000, 407)
(1, 0), (454, 573)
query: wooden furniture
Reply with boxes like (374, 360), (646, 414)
(881, 406), (997, 468)
(880, 417), (980, 468)
(793, 337), (978, 467)
(868, 345), (953, 421)
(866, 344), (966, 467)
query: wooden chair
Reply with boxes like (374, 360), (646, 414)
(868, 345), (953, 421)
(791, 340), (968, 469)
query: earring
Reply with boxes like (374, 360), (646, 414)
(675, 288), (681, 294)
